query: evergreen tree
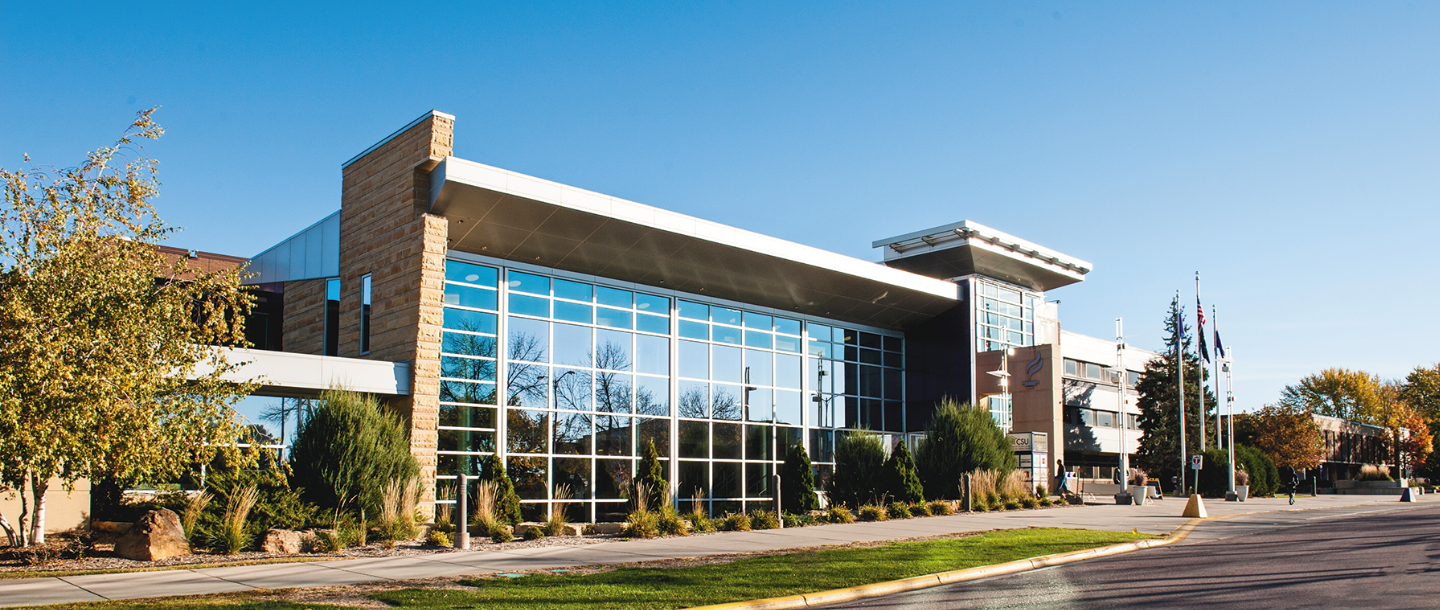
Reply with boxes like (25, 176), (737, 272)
(289, 389), (419, 520)
(1134, 296), (1216, 494)
(780, 443), (819, 513)
(884, 441), (925, 503)
(480, 454), (522, 525)
(825, 431), (888, 507)
(914, 399), (1016, 500)
(636, 439), (668, 502)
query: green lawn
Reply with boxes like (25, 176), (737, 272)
(31, 528), (1153, 610)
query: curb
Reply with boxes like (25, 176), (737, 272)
(688, 520), (1202, 610)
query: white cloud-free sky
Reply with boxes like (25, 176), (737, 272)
(3, 2), (1437, 418)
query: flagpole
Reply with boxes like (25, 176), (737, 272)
(1176, 290), (1187, 497)
(1195, 272), (1206, 452)
(1211, 305), (1224, 469)
(1225, 347), (1236, 496)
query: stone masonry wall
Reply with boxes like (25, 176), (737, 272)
(281, 278), (329, 356)
(339, 113), (453, 516)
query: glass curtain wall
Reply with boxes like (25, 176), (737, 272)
(437, 255), (904, 521)
(975, 280), (1038, 352)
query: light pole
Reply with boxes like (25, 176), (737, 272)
(1223, 353), (1236, 496)
(1107, 318), (1128, 490)
(986, 348), (1015, 432)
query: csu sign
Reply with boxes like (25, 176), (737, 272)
(1009, 432), (1047, 453)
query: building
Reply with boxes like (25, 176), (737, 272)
(236, 110), (1158, 520)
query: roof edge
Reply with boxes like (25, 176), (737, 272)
(341, 110), (456, 169)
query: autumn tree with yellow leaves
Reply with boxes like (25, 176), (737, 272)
(0, 110), (255, 546)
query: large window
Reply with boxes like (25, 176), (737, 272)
(976, 280), (1037, 352)
(436, 256), (904, 521)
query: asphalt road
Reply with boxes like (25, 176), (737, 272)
(821, 501), (1440, 609)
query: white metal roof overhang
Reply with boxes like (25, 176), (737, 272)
(428, 157), (959, 330)
(872, 220), (1092, 292)
(197, 347), (412, 398)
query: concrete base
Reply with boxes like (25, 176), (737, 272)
(1182, 494), (1208, 518)
(1400, 488), (1420, 502)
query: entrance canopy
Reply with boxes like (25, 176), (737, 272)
(427, 157), (959, 330)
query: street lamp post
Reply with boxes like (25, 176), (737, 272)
(1107, 318), (1128, 491)
(986, 348), (1015, 432)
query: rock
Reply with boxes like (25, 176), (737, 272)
(515, 522), (584, 537)
(114, 509), (190, 561)
(260, 529), (305, 554)
(584, 522), (626, 535)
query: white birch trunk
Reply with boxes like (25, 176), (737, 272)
(16, 473), (31, 547)
(28, 473), (47, 545)
(0, 510), (18, 547)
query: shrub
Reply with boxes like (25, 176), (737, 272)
(783, 513), (816, 528)
(524, 527), (546, 540)
(207, 484), (259, 554)
(722, 512), (751, 532)
(911, 501), (932, 517)
(885, 441), (925, 504)
(887, 502), (912, 519)
(972, 499), (989, 512)
(1039, 497), (1054, 507)
(985, 492), (1001, 508)
(624, 509), (659, 538)
(914, 399), (1016, 500)
(1235, 445), (1279, 496)
(315, 529), (343, 553)
(749, 509), (780, 530)
(289, 389), (419, 523)
(825, 505), (855, 524)
(781, 443), (820, 513)
(927, 500), (953, 515)
(480, 454), (523, 526)
(1359, 464), (1392, 481)
(1035, 484), (1049, 497)
(1020, 497), (1039, 509)
(826, 431), (888, 508)
(859, 504), (889, 521)
(426, 529), (452, 547)
(1235, 469), (1251, 486)
(490, 526), (514, 543)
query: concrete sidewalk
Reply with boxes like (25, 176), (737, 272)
(0, 494), (1413, 608)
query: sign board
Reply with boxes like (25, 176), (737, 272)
(1008, 432), (1048, 453)
(1019, 454), (1033, 468)
(1191, 454), (1203, 470)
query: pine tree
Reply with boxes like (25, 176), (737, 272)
(914, 399), (1016, 500)
(636, 439), (668, 502)
(780, 443), (819, 513)
(1134, 296), (1216, 494)
(884, 441), (925, 503)
(480, 454), (522, 525)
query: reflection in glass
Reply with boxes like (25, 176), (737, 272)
(679, 320), (708, 340)
(635, 334), (669, 376)
(553, 323), (591, 366)
(638, 417), (669, 457)
(595, 329), (632, 371)
(553, 411), (593, 455)
(679, 340), (708, 380)
(554, 300), (593, 324)
(553, 457), (592, 499)
(508, 271), (549, 295)
(746, 463), (772, 497)
(678, 381), (708, 418)
(509, 293), (549, 317)
(508, 456), (547, 499)
(713, 462), (741, 498)
(438, 429), (495, 453)
(441, 380), (497, 405)
(508, 410), (549, 454)
(635, 377), (669, 416)
(678, 461), (708, 506)
(744, 330), (772, 349)
(636, 313), (669, 334)
(444, 283), (498, 311)
(746, 388), (772, 422)
(596, 307), (633, 329)
(809, 429), (834, 462)
(744, 312), (771, 330)
(678, 300), (708, 320)
(445, 309), (498, 334)
(595, 372), (632, 414)
(439, 404), (496, 429)
(775, 390), (801, 425)
(508, 317), (549, 363)
(775, 354), (801, 389)
(554, 368), (592, 411)
(745, 350), (772, 386)
(712, 324), (742, 345)
(595, 415), (632, 456)
(746, 425), (771, 460)
(554, 278), (592, 302)
(713, 423), (742, 460)
(443, 332), (496, 358)
(446, 260), (498, 287)
(774, 318), (801, 335)
(712, 345), (742, 383)
(713, 307), (742, 326)
(442, 356), (496, 382)
(596, 459), (631, 499)
(679, 421), (709, 458)
(711, 384), (741, 421)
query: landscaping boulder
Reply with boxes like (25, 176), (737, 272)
(260, 529), (305, 554)
(114, 509), (190, 561)
(515, 522), (583, 537)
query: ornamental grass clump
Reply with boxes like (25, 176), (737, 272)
(968, 469), (997, 508)
(684, 490), (716, 533)
(859, 504), (889, 521)
(543, 484), (574, 537)
(999, 470), (1029, 503)
(722, 512), (751, 532)
(749, 509), (780, 530)
(1020, 497), (1039, 509)
(181, 491), (212, 540)
(927, 500), (953, 515)
(377, 476), (420, 548)
(471, 479), (500, 536)
(826, 505), (855, 523)
(910, 501), (931, 517)
(624, 483), (660, 538)
(209, 484), (259, 554)
(887, 502), (912, 519)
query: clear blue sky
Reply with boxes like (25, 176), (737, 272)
(3, 2), (1437, 418)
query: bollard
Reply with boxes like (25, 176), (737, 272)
(963, 473), (972, 512)
(455, 474), (470, 550)
(772, 473), (783, 528)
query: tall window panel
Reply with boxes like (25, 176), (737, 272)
(805, 323), (904, 491)
(360, 274), (373, 354)
(324, 278), (340, 356)
(975, 280), (1037, 352)
(435, 260), (501, 517)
